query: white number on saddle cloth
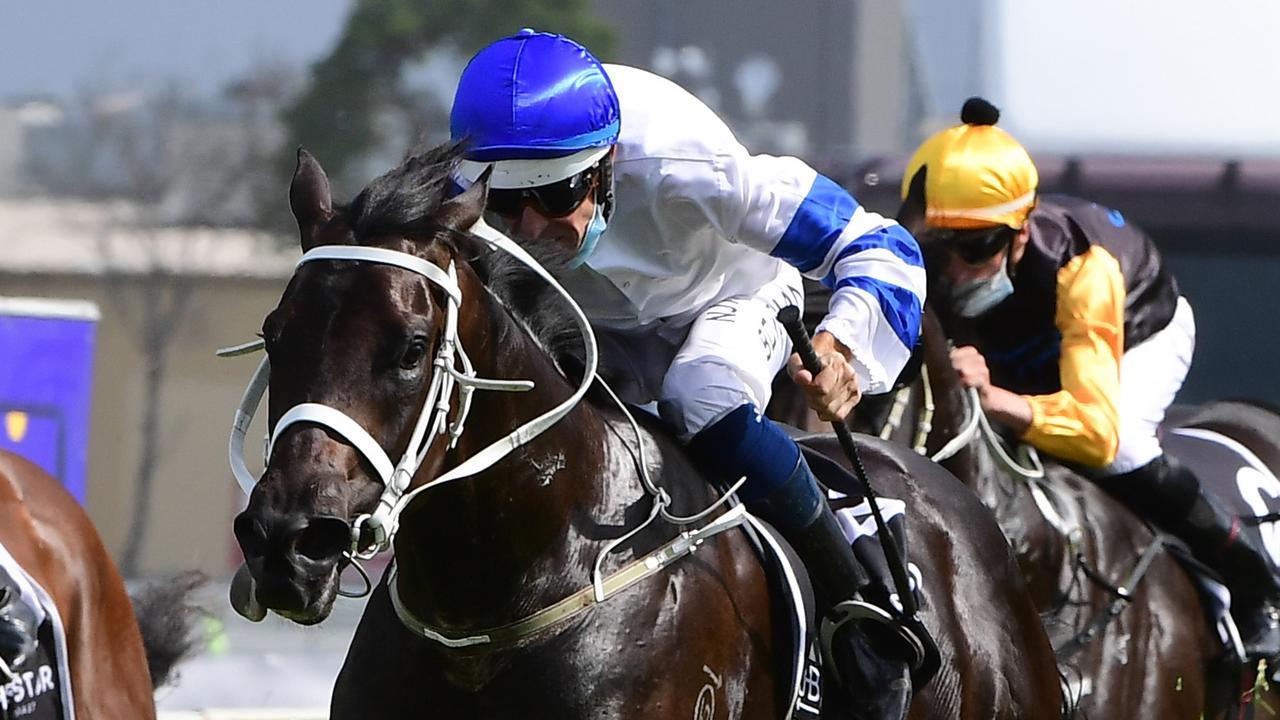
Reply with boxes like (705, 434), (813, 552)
(1236, 466), (1280, 568)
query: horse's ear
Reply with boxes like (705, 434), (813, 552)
(290, 148), (333, 251)
(434, 167), (490, 233)
(897, 165), (928, 238)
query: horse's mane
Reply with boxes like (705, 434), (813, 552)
(344, 140), (463, 237)
(471, 236), (590, 380)
(342, 140), (589, 379)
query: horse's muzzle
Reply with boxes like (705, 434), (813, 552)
(233, 510), (349, 621)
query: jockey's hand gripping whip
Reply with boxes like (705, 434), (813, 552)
(777, 306), (919, 619)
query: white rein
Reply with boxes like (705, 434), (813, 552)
(929, 386), (1081, 541)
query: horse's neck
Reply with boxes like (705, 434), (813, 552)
(392, 287), (655, 635)
(917, 319), (1071, 601)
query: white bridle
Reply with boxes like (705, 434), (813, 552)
(224, 222), (598, 558)
(223, 221), (752, 647)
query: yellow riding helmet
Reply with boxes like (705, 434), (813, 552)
(902, 97), (1039, 230)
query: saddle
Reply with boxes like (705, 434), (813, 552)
(627, 405), (935, 716)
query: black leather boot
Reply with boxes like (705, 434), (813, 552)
(1098, 454), (1280, 660)
(753, 457), (925, 720)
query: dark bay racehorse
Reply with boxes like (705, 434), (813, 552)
(858, 177), (1280, 718)
(878, 312), (1226, 718)
(851, 308), (1280, 717)
(0, 449), (200, 718)
(231, 143), (1068, 718)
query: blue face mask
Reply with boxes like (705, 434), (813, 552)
(952, 265), (1014, 318)
(567, 202), (607, 269)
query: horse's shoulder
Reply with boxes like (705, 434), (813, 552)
(597, 406), (716, 501)
(0, 449), (97, 566)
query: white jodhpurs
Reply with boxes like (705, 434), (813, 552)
(1102, 296), (1196, 474)
(594, 265), (804, 441)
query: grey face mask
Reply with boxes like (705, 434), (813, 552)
(951, 265), (1015, 318)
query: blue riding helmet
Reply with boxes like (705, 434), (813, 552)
(451, 29), (620, 190)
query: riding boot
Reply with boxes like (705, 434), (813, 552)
(1097, 454), (1280, 660)
(752, 456), (923, 720)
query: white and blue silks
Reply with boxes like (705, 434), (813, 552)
(550, 65), (925, 396)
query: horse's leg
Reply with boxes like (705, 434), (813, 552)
(331, 581), (469, 719)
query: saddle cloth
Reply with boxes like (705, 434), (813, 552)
(1163, 426), (1280, 659)
(1165, 427), (1280, 577)
(743, 513), (824, 719)
(0, 541), (74, 720)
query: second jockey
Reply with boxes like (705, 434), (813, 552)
(906, 96), (1280, 661)
(450, 29), (931, 719)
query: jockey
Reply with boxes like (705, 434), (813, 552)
(451, 29), (930, 718)
(905, 97), (1280, 660)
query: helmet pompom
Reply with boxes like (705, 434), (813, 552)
(960, 97), (1000, 126)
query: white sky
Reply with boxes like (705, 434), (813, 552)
(994, 0), (1280, 155)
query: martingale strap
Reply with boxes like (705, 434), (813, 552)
(1055, 533), (1169, 656)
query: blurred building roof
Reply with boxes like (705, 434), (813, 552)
(831, 153), (1280, 249)
(0, 199), (296, 278)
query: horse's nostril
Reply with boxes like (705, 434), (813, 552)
(296, 516), (350, 562)
(233, 513), (268, 560)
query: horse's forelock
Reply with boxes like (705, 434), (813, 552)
(345, 141), (467, 240)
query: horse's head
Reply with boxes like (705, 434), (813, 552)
(233, 145), (489, 624)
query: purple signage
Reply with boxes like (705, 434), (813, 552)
(0, 298), (99, 503)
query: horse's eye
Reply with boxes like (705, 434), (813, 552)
(400, 337), (429, 370)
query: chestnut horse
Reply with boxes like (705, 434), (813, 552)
(0, 449), (200, 719)
(230, 142), (1068, 718)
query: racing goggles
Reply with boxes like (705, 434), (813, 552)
(929, 225), (1016, 265)
(486, 166), (596, 218)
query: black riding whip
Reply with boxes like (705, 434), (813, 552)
(777, 306), (920, 619)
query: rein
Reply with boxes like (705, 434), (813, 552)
(223, 221), (749, 649)
(900, 370), (1187, 657)
(1054, 533), (1169, 656)
(904, 373), (1079, 542)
